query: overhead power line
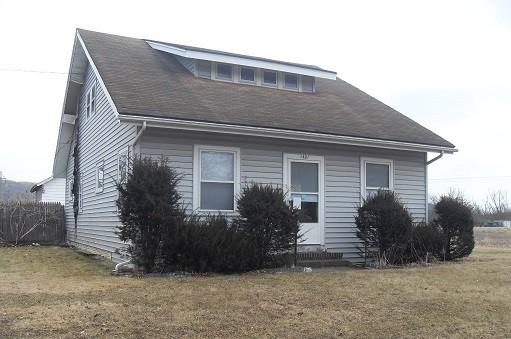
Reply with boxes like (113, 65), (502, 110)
(430, 175), (511, 181)
(0, 68), (80, 75)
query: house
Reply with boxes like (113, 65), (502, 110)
(52, 29), (456, 262)
(30, 176), (66, 204)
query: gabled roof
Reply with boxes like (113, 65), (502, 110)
(76, 29), (455, 150)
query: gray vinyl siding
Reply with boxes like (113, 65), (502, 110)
(139, 129), (427, 263)
(64, 65), (137, 260)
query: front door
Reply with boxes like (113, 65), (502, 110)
(283, 153), (324, 245)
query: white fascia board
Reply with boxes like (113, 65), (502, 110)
(76, 31), (119, 116)
(53, 31), (121, 177)
(118, 114), (458, 154)
(147, 41), (337, 80)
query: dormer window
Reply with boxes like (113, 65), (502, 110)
(263, 70), (277, 86)
(240, 67), (255, 83)
(216, 63), (233, 81)
(198, 60), (211, 79)
(284, 73), (298, 90)
(302, 75), (314, 92)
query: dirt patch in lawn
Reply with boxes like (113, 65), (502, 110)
(1, 245), (510, 338)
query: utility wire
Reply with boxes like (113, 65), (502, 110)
(430, 175), (511, 181)
(0, 68), (81, 75)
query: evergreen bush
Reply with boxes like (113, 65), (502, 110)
(434, 194), (474, 260)
(234, 183), (301, 268)
(116, 156), (182, 273)
(355, 190), (413, 266)
(407, 223), (445, 263)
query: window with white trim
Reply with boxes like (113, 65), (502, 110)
(284, 73), (298, 90)
(240, 67), (255, 83)
(198, 60), (211, 79)
(216, 63), (233, 81)
(96, 161), (105, 193)
(302, 75), (314, 92)
(262, 70), (277, 86)
(361, 158), (393, 198)
(86, 83), (96, 119)
(194, 146), (240, 211)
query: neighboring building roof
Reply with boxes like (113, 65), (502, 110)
(76, 29), (455, 149)
(30, 176), (54, 193)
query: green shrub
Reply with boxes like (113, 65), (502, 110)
(157, 213), (257, 274)
(434, 194), (474, 260)
(116, 156), (182, 273)
(234, 183), (300, 268)
(355, 190), (413, 266)
(407, 223), (445, 262)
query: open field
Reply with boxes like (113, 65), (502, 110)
(1, 242), (511, 338)
(475, 227), (511, 247)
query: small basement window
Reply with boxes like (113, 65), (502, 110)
(96, 161), (105, 193)
(284, 73), (298, 90)
(240, 67), (255, 83)
(361, 158), (393, 198)
(263, 70), (277, 86)
(302, 76), (314, 92)
(198, 61), (211, 79)
(216, 63), (233, 80)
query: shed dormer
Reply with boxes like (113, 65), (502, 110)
(145, 40), (337, 93)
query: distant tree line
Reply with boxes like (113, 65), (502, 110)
(429, 190), (511, 226)
(0, 172), (34, 202)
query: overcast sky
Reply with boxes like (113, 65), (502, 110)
(0, 0), (509, 203)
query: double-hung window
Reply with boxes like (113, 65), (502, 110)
(86, 83), (96, 119)
(194, 146), (240, 211)
(361, 157), (393, 198)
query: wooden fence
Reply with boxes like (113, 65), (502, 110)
(0, 202), (65, 245)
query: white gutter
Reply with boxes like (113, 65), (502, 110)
(119, 114), (457, 154)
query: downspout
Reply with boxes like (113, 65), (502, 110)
(427, 151), (444, 165)
(425, 151), (445, 223)
(114, 121), (147, 274)
(131, 121), (147, 149)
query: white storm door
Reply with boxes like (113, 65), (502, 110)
(283, 153), (324, 245)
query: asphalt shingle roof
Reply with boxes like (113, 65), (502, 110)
(78, 29), (455, 148)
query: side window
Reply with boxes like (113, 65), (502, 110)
(95, 161), (105, 193)
(86, 82), (97, 120)
(361, 158), (393, 198)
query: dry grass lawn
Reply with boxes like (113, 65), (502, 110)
(1, 229), (510, 338)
